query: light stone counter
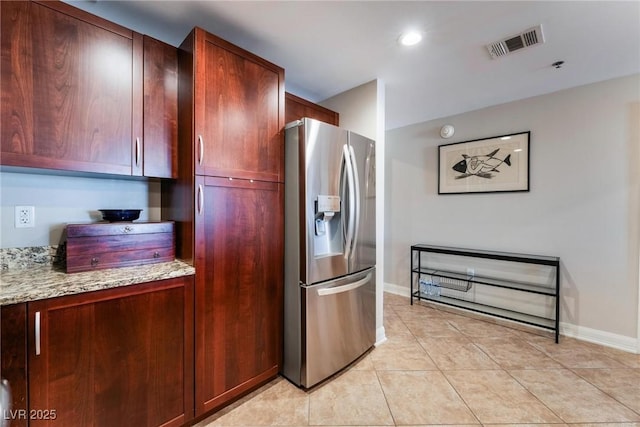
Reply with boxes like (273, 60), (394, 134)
(1, 246), (195, 306)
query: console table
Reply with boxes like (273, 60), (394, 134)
(411, 244), (560, 342)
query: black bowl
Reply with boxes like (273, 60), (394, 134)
(99, 209), (142, 222)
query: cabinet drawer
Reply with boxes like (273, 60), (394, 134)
(65, 233), (173, 256)
(66, 221), (173, 237)
(66, 247), (175, 273)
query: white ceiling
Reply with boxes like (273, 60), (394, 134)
(70, 1), (640, 130)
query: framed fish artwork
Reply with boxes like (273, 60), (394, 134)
(438, 131), (530, 194)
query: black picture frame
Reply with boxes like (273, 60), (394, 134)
(438, 131), (530, 195)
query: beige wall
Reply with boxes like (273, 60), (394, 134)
(0, 171), (161, 248)
(321, 80), (379, 140)
(385, 74), (640, 351)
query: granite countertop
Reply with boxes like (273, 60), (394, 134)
(0, 246), (195, 306)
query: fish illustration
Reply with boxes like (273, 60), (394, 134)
(452, 148), (511, 179)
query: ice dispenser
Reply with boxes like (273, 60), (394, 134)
(313, 195), (343, 257)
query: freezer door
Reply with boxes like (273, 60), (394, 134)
(302, 118), (350, 284)
(348, 131), (376, 273)
(302, 268), (376, 388)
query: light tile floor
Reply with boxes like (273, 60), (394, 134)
(196, 292), (640, 427)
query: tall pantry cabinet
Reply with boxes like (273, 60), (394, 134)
(163, 27), (284, 416)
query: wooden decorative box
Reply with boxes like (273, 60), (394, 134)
(63, 221), (175, 273)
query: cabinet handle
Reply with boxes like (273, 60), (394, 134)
(35, 311), (41, 356)
(135, 137), (141, 166)
(198, 135), (204, 166)
(197, 184), (204, 215)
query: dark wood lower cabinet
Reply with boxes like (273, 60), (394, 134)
(194, 176), (283, 415)
(22, 276), (194, 427)
(1, 303), (28, 427)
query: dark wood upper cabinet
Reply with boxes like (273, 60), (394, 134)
(1, 1), (178, 178)
(285, 92), (339, 126)
(143, 35), (178, 179)
(1, 0), (142, 175)
(181, 28), (285, 181)
(26, 276), (194, 427)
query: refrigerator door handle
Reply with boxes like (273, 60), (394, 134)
(342, 144), (356, 260)
(317, 273), (372, 296)
(349, 145), (361, 257)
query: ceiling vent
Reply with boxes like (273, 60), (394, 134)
(486, 25), (545, 59)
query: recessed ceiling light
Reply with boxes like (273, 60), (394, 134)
(399, 31), (422, 46)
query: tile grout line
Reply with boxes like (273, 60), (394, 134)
(203, 294), (639, 426)
(437, 312), (487, 426)
(392, 298), (564, 425)
(473, 335), (570, 424)
(383, 304), (412, 426)
(503, 367), (568, 423)
(567, 366), (640, 418)
(388, 303), (484, 426)
(381, 304), (412, 426)
(426, 297), (570, 425)
(372, 369), (398, 426)
(522, 334), (640, 420)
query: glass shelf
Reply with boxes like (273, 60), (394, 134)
(412, 267), (556, 296)
(412, 291), (556, 330)
(411, 244), (560, 266)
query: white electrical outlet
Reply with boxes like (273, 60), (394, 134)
(15, 206), (35, 228)
(467, 268), (474, 278)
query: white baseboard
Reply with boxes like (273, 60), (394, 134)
(384, 282), (411, 298)
(384, 282), (639, 354)
(375, 326), (387, 347)
(560, 322), (638, 354)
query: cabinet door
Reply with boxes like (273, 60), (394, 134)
(143, 35), (178, 178)
(194, 176), (283, 415)
(27, 277), (194, 427)
(285, 92), (339, 126)
(194, 29), (284, 182)
(1, 1), (142, 175)
(1, 303), (28, 427)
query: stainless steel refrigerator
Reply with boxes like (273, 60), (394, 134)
(282, 117), (376, 388)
